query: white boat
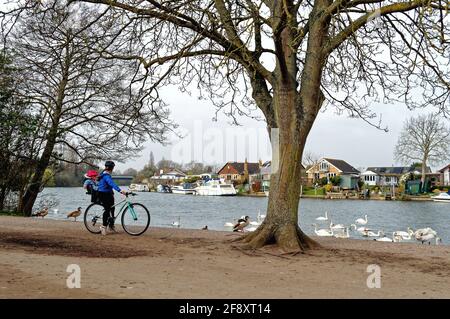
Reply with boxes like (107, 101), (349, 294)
(171, 183), (196, 195)
(431, 192), (450, 203)
(129, 183), (149, 192)
(195, 180), (237, 196)
(156, 184), (172, 193)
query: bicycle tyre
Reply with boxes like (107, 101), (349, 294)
(121, 203), (151, 236)
(83, 203), (104, 234)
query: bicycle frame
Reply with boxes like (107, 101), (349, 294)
(110, 196), (138, 221)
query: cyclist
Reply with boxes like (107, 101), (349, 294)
(97, 160), (127, 235)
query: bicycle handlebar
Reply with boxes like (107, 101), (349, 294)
(125, 192), (137, 197)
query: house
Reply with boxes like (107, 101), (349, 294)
(256, 161), (307, 191)
(150, 168), (186, 183)
(217, 159), (261, 184)
(360, 166), (430, 186)
(439, 164), (450, 185)
(306, 158), (360, 189)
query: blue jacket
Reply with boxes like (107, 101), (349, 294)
(97, 172), (121, 193)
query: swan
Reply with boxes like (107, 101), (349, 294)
(246, 226), (258, 232)
(355, 215), (368, 225)
(312, 224), (334, 237)
(374, 232), (393, 242)
(415, 232), (441, 245)
(334, 227), (350, 239)
(394, 229), (414, 240)
(224, 222), (235, 227)
(316, 211), (329, 221)
(171, 217), (181, 228)
(257, 210), (266, 223)
(410, 227), (437, 238)
(350, 224), (371, 235)
(363, 230), (381, 237)
(330, 220), (345, 230)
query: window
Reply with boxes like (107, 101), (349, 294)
(226, 175), (231, 180)
(320, 161), (329, 171)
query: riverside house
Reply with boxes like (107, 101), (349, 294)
(306, 158), (360, 189)
(217, 159), (261, 185)
(439, 164), (450, 185)
(150, 168), (186, 183)
(360, 166), (430, 187)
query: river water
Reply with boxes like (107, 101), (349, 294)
(37, 187), (450, 244)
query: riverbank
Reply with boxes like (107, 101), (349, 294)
(240, 193), (434, 201)
(1, 216), (449, 298)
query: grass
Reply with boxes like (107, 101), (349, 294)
(0, 210), (24, 217)
(302, 187), (326, 196)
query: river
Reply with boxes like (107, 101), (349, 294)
(37, 187), (450, 244)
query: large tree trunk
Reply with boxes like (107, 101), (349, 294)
(421, 156), (428, 193)
(20, 130), (58, 216)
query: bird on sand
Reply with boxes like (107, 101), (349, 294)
(233, 216), (250, 232)
(67, 207), (82, 221)
(32, 207), (48, 218)
(202, 225), (208, 230)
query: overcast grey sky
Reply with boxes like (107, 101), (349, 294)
(115, 85), (447, 173)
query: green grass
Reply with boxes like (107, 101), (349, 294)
(0, 210), (24, 217)
(302, 187), (326, 196)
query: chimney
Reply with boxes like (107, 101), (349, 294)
(244, 158), (249, 183)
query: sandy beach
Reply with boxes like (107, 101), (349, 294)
(0, 216), (449, 299)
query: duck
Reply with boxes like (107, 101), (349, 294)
(202, 225), (208, 230)
(32, 207), (48, 218)
(67, 207), (82, 221)
(316, 211), (329, 221)
(312, 224), (334, 237)
(355, 215), (368, 225)
(233, 216), (250, 232)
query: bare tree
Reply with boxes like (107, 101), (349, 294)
(3, 0), (450, 250)
(302, 151), (322, 169)
(395, 113), (450, 187)
(2, 1), (174, 215)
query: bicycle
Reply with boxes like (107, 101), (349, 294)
(83, 192), (150, 236)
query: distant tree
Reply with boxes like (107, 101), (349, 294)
(395, 114), (450, 188)
(123, 168), (138, 177)
(149, 152), (156, 169)
(302, 151), (321, 169)
(3, 1), (173, 215)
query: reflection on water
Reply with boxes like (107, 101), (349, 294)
(38, 187), (450, 244)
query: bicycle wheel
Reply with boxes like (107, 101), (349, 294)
(83, 203), (104, 234)
(121, 203), (150, 236)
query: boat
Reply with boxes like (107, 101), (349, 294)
(156, 184), (172, 193)
(171, 183), (196, 195)
(195, 180), (237, 196)
(431, 192), (450, 203)
(129, 183), (149, 192)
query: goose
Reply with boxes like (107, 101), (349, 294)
(32, 207), (48, 218)
(233, 216), (250, 232)
(67, 207), (82, 221)
(316, 211), (329, 221)
(355, 215), (368, 225)
(334, 227), (350, 239)
(312, 224), (334, 237)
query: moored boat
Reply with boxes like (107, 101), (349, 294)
(431, 192), (450, 203)
(171, 183), (196, 195)
(195, 180), (236, 196)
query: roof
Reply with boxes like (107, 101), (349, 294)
(439, 164), (450, 172)
(218, 162), (261, 175)
(323, 158), (360, 174)
(260, 161), (305, 175)
(154, 168), (186, 177)
(366, 166), (431, 175)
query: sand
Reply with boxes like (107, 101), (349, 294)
(0, 216), (449, 299)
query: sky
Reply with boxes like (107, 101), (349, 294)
(115, 85), (446, 173)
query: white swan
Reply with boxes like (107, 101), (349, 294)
(329, 220), (345, 230)
(410, 227), (437, 238)
(257, 210), (266, 222)
(224, 222), (235, 227)
(334, 227), (350, 239)
(394, 229), (414, 240)
(246, 226), (258, 232)
(415, 232), (441, 245)
(363, 230), (381, 237)
(355, 215), (368, 225)
(171, 217), (181, 227)
(350, 224), (371, 235)
(312, 224), (333, 237)
(316, 211), (329, 221)
(374, 232), (393, 242)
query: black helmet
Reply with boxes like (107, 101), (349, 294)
(105, 160), (115, 169)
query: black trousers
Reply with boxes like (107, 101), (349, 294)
(98, 191), (115, 227)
